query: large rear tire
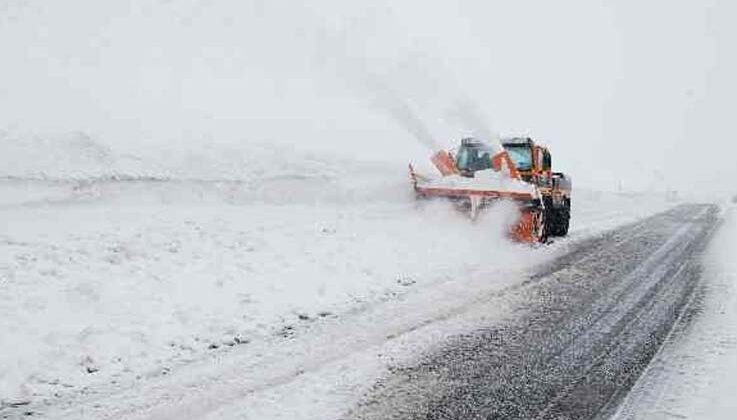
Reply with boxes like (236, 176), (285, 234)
(559, 207), (570, 236)
(551, 200), (571, 236)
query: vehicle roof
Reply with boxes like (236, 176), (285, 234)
(501, 137), (534, 146)
(460, 137), (487, 146)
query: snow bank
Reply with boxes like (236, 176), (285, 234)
(0, 130), (381, 184)
(0, 134), (520, 405)
(0, 184), (535, 404)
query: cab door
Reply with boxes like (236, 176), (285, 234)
(535, 147), (553, 188)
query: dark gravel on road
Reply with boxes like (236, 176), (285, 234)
(348, 204), (719, 420)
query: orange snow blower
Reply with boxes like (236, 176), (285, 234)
(409, 137), (572, 243)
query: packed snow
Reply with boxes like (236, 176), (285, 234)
(416, 168), (538, 196)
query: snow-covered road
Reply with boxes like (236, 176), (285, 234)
(612, 203), (737, 420)
(348, 204), (719, 419)
(0, 134), (682, 420)
(0, 166), (676, 419)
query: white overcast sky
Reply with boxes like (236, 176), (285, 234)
(0, 0), (734, 194)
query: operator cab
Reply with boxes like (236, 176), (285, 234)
(501, 137), (534, 172)
(501, 137), (552, 177)
(455, 137), (495, 177)
(455, 136), (551, 179)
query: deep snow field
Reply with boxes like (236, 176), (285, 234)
(0, 133), (678, 414)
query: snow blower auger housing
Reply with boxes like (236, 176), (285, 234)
(409, 137), (572, 243)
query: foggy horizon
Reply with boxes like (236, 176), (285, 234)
(1, 0), (735, 196)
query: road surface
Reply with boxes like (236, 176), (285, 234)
(349, 203), (718, 420)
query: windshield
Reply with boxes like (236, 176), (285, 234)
(504, 146), (532, 171)
(456, 144), (494, 172)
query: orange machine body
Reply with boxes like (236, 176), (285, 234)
(412, 137), (571, 243)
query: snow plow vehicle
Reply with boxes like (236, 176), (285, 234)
(409, 137), (572, 243)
